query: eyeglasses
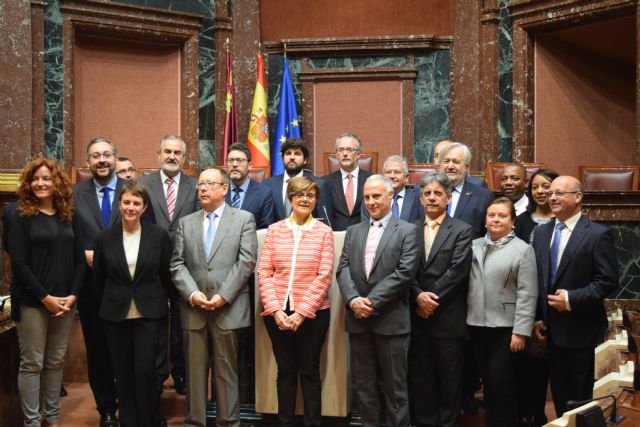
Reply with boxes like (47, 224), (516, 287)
(545, 190), (580, 197)
(89, 152), (115, 160)
(227, 158), (247, 165)
(116, 167), (136, 174)
(291, 191), (317, 200)
(197, 180), (226, 189)
(336, 147), (359, 154)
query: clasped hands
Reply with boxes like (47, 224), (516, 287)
(272, 310), (305, 332)
(192, 292), (227, 311)
(41, 294), (77, 317)
(352, 297), (375, 319)
(415, 291), (439, 318)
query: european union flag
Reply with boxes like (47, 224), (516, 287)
(272, 57), (300, 176)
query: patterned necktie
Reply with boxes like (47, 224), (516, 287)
(231, 187), (243, 208)
(345, 173), (354, 214)
(364, 220), (382, 279)
(100, 187), (112, 228)
(392, 194), (401, 218)
(165, 178), (176, 220)
(424, 220), (438, 259)
(284, 179), (292, 217)
(549, 222), (566, 287)
(204, 212), (217, 259)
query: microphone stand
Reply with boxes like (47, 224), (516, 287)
(566, 394), (625, 425)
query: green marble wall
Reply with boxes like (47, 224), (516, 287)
(43, 0), (217, 165)
(498, 0), (513, 162)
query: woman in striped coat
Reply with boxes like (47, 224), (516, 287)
(258, 176), (334, 427)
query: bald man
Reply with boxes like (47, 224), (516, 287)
(531, 176), (618, 416)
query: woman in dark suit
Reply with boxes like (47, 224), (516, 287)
(93, 181), (172, 427)
(515, 168), (559, 243)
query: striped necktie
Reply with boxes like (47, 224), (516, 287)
(231, 187), (243, 208)
(165, 178), (176, 220)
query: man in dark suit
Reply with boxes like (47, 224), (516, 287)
(500, 163), (529, 215)
(410, 172), (473, 427)
(438, 142), (493, 239)
(337, 174), (421, 427)
(433, 139), (486, 188)
(139, 133), (200, 396)
(225, 142), (274, 229)
(73, 137), (124, 427)
(532, 176), (618, 416)
(324, 132), (372, 230)
(263, 138), (332, 225)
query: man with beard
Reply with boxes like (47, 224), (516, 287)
(324, 132), (372, 231)
(263, 139), (332, 225)
(500, 163), (529, 216)
(139, 134), (200, 400)
(73, 137), (124, 427)
(225, 142), (274, 229)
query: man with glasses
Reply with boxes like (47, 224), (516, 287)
(73, 137), (124, 427)
(115, 157), (137, 180)
(225, 142), (274, 229)
(531, 176), (618, 416)
(171, 167), (257, 427)
(263, 138), (332, 225)
(139, 134), (200, 401)
(324, 132), (372, 231)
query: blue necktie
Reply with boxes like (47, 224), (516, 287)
(100, 187), (112, 228)
(447, 188), (457, 216)
(231, 188), (243, 208)
(204, 212), (217, 259)
(549, 222), (566, 287)
(392, 194), (401, 218)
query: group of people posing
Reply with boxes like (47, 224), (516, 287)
(3, 132), (619, 427)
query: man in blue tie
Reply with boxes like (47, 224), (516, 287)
(532, 175), (618, 416)
(171, 167), (257, 427)
(73, 137), (124, 427)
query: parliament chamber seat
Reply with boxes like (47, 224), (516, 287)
(324, 152), (378, 174)
(485, 161), (546, 192)
(407, 163), (437, 184)
(579, 166), (639, 192)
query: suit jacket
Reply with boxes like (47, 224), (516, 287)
(532, 216), (619, 348)
(362, 186), (424, 224)
(93, 222), (172, 322)
(411, 215), (472, 338)
(170, 205), (258, 331)
(224, 178), (274, 229)
(139, 171), (200, 244)
(263, 170), (333, 225)
(337, 216), (421, 335)
(325, 168), (373, 231)
(73, 177), (126, 302)
(452, 180), (494, 239)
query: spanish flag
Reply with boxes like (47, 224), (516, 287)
(247, 51), (270, 168)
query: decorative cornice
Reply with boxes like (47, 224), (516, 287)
(263, 35), (453, 55)
(30, 0), (47, 8)
(508, 0), (636, 27)
(299, 67), (418, 82)
(582, 192), (640, 221)
(213, 16), (233, 31)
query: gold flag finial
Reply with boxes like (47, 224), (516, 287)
(224, 38), (230, 52)
(283, 43), (287, 58)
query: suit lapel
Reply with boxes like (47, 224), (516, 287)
(331, 172), (349, 215)
(555, 216), (589, 283)
(453, 182), (472, 218)
(426, 215), (451, 266)
(241, 180), (257, 212)
(131, 225), (153, 282)
(173, 173), (191, 224)
(400, 191), (413, 221)
(109, 178), (124, 227)
(471, 240), (485, 275)
(273, 176), (285, 218)
(207, 206), (235, 262)
(370, 217), (398, 274)
(111, 226), (133, 283)
(536, 222), (553, 291)
(149, 173), (170, 221)
(82, 180), (105, 229)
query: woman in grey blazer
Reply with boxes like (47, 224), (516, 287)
(467, 196), (538, 427)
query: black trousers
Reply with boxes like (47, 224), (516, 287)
(548, 339), (594, 417)
(104, 317), (164, 427)
(409, 332), (464, 427)
(78, 299), (118, 415)
(469, 326), (517, 427)
(515, 353), (549, 426)
(156, 297), (185, 382)
(264, 309), (330, 427)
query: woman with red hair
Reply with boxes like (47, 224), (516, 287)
(9, 157), (84, 427)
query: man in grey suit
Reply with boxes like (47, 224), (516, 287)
(170, 167), (257, 427)
(337, 175), (421, 427)
(410, 172), (473, 427)
(139, 133), (200, 395)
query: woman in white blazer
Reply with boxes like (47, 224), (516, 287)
(467, 196), (538, 427)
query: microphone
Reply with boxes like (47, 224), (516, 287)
(322, 206), (333, 230)
(566, 394), (624, 425)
